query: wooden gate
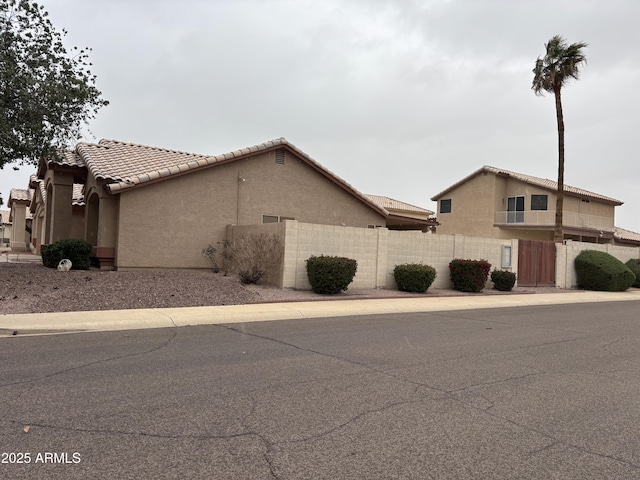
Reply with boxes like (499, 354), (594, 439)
(517, 240), (556, 287)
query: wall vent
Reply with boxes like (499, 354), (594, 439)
(275, 149), (285, 165)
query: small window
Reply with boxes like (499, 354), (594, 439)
(581, 198), (590, 203)
(275, 149), (285, 165)
(531, 194), (548, 211)
(262, 215), (295, 223)
(440, 199), (452, 214)
(501, 245), (512, 268)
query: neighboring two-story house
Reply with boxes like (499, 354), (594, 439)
(431, 166), (622, 244)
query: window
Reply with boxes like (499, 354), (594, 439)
(531, 194), (548, 211)
(262, 215), (295, 223)
(440, 199), (452, 214)
(507, 196), (524, 223)
(501, 245), (512, 268)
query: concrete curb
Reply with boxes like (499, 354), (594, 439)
(2, 290), (640, 336)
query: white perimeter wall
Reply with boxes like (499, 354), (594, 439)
(556, 240), (640, 289)
(229, 221), (640, 290)
(229, 221), (519, 290)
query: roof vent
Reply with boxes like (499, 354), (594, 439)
(275, 149), (285, 165)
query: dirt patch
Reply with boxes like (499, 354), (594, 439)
(0, 264), (259, 314)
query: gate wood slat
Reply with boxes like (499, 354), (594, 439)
(518, 239), (555, 287)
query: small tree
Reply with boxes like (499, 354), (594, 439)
(0, 0), (109, 169)
(230, 234), (282, 284)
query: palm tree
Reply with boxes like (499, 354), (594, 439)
(532, 35), (587, 243)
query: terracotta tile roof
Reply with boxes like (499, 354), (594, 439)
(57, 137), (386, 216)
(28, 175), (84, 208)
(431, 166), (623, 206)
(29, 174), (46, 202)
(365, 194), (434, 216)
(72, 184), (85, 206)
(614, 227), (640, 244)
(8, 188), (31, 203)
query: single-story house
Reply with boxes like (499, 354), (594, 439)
(431, 165), (630, 244)
(365, 195), (436, 232)
(32, 137), (433, 269)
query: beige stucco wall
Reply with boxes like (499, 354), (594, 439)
(115, 150), (386, 269)
(436, 173), (497, 237)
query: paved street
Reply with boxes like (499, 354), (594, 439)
(1, 301), (640, 479)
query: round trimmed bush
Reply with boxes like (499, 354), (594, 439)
(449, 259), (491, 292)
(393, 263), (437, 293)
(41, 239), (92, 270)
(625, 259), (640, 288)
(306, 255), (358, 294)
(491, 269), (516, 291)
(574, 250), (636, 291)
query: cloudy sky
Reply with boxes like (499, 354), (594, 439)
(2, 0), (639, 232)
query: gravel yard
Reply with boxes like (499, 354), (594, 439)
(1, 262), (569, 315)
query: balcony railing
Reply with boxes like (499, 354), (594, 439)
(494, 211), (614, 231)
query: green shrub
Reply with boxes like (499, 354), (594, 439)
(491, 269), (517, 291)
(306, 255), (357, 294)
(625, 259), (640, 288)
(393, 263), (437, 293)
(41, 239), (92, 270)
(449, 259), (491, 292)
(575, 250), (636, 292)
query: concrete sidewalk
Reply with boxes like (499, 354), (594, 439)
(0, 252), (42, 263)
(2, 289), (640, 337)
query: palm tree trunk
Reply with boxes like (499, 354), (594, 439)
(554, 87), (565, 243)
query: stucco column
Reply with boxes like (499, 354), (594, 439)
(92, 195), (118, 269)
(10, 203), (27, 251)
(47, 172), (74, 243)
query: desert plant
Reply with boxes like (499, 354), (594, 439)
(306, 255), (358, 294)
(491, 269), (517, 291)
(201, 244), (219, 272)
(625, 259), (640, 288)
(393, 263), (437, 293)
(575, 250), (636, 292)
(217, 240), (233, 276)
(41, 239), (92, 270)
(449, 259), (491, 292)
(230, 234), (283, 284)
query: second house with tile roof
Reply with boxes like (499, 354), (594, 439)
(431, 166), (623, 244)
(33, 137), (437, 269)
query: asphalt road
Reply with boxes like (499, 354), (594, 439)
(1, 301), (640, 479)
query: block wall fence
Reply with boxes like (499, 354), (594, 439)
(228, 221), (640, 290)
